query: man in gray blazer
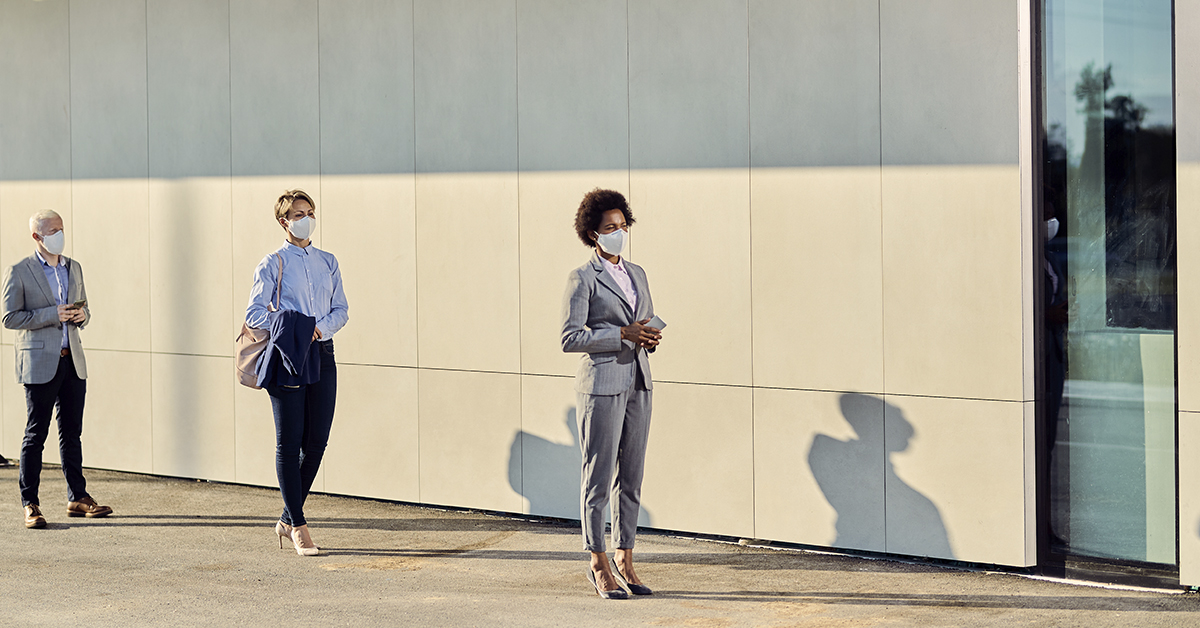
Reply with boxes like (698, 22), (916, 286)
(3, 210), (111, 529)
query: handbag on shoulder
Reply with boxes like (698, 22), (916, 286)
(235, 253), (283, 389)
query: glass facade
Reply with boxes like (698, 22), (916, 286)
(1041, 0), (1176, 564)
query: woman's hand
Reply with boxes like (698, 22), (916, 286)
(621, 318), (662, 349)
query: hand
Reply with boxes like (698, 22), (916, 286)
(57, 304), (76, 323)
(312, 328), (322, 342)
(70, 307), (86, 323)
(621, 318), (662, 349)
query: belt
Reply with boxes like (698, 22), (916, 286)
(60, 348), (70, 358)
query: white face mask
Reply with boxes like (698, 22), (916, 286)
(40, 230), (65, 256)
(287, 216), (315, 241)
(595, 229), (626, 256)
(1046, 217), (1060, 242)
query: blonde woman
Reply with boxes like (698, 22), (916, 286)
(245, 190), (348, 555)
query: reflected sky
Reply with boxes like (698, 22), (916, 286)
(1045, 0), (1174, 162)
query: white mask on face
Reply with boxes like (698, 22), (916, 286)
(595, 229), (626, 256)
(287, 216), (315, 241)
(40, 230), (65, 256)
(1046, 217), (1060, 242)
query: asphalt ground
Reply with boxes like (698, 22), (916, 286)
(1, 467), (1198, 627)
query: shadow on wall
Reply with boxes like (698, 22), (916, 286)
(808, 393), (953, 558)
(508, 408), (652, 527)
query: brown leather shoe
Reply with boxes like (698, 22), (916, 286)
(24, 504), (46, 529)
(66, 496), (112, 518)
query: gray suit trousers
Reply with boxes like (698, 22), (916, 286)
(577, 366), (652, 553)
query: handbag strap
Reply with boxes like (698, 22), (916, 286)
(271, 253), (283, 311)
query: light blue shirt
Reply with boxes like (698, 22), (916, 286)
(35, 250), (70, 350)
(246, 242), (348, 340)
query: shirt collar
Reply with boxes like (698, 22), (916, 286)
(598, 252), (626, 274)
(282, 241), (312, 256)
(34, 250), (62, 268)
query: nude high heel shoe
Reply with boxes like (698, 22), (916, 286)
(291, 524), (319, 556)
(275, 521), (292, 549)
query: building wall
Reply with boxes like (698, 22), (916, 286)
(1175, 0), (1200, 587)
(0, 0), (1032, 565)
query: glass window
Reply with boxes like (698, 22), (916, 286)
(1041, 0), (1176, 564)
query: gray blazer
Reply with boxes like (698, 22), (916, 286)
(561, 254), (654, 395)
(2, 254), (90, 384)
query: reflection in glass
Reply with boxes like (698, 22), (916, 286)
(1041, 0), (1175, 564)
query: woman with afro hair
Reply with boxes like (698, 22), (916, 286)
(560, 188), (663, 599)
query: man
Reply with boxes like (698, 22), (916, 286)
(3, 210), (111, 529)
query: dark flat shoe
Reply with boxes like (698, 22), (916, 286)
(587, 569), (628, 600)
(610, 557), (652, 595)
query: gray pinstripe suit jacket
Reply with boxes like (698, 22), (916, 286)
(2, 254), (90, 384)
(561, 254), (654, 396)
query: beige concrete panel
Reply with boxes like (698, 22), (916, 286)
(881, 165), (1024, 401)
(415, 173), (520, 372)
(68, 0), (148, 181)
(519, 171), (628, 377)
(230, 177), (321, 342)
(626, 169), (751, 386)
(322, 364), (419, 502)
(151, 354), (235, 481)
(149, 178), (234, 357)
(641, 382), (753, 538)
(1, 351), (27, 464)
(229, 0), (320, 177)
(233, 383), (277, 489)
(1178, 163), (1200, 412)
(418, 369), (523, 512)
(71, 179), (151, 352)
(0, 181), (73, 345)
(77, 350), (153, 473)
(517, 374), (582, 519)
(883, 395), (1029, 566)
(1180, 411), (1200, 585)
(319, 175), (416, 366)
(751, 167), (883, 392)
(0, 0), (71, 183)
(754, 387), (884, 552)
(146, 0), (231, 179)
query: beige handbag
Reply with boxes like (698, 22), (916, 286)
(235, 253), (283, 389)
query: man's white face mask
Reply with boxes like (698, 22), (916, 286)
(40, 230), (65, 256)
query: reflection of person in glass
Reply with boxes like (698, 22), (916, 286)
(560, 189), (661, 600)
(1044, 201), (1067, 452)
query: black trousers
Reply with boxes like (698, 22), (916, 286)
(266, 340), (337, 528)
(19, 354), (88, 507)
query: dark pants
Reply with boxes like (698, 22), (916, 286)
(267, 340), (337, 527)
(20, 355), (88, 507)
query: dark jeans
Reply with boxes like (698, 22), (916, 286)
(20, 355), (88, 507)
(267, 340), (337, 527)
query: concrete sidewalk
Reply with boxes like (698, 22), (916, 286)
(1, 467), (1197, 627)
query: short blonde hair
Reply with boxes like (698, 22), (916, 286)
(29, 209), (61, 235)
(274, 190), (316, 223)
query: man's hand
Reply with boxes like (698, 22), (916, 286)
(620, 318), (662, 349)
(57, 304), (76, 323)
(312, 328), (322, 342)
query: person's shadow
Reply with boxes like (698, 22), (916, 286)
(508, 409), (652, 526)
(808, 393), (953, 559)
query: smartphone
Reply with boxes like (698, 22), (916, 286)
(68, 299), (86, 310)
(646, 315), (666, 330)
